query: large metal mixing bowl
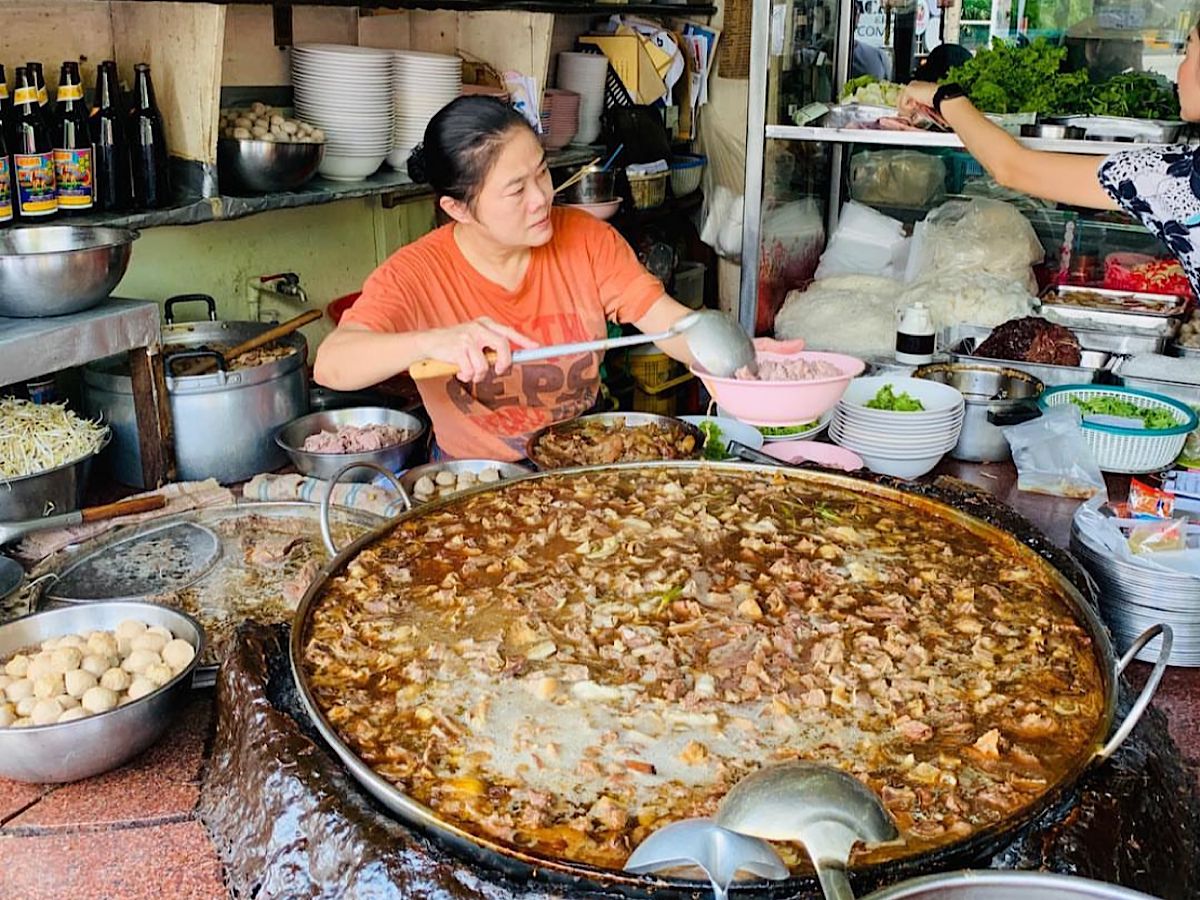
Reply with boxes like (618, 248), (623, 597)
(0, 227), (138, 318)
(275, 407), (426, 482)
(0, 430), (111, 522)
(218, 138), (325, 194)
(0, 600), (204, 782)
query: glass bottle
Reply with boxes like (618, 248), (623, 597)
(0, 65), (14, 153)
(25, 62), (50, 128)
(11, 66), (57, 220)
(129, 63), (170, 210)
(0, 109), (13, 227)
(53, 61), (94, 213)
(90, 61), (132, 212)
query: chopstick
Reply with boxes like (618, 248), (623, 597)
(553, 157), (602, 196)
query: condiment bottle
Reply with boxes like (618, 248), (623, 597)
(53, 61), (94, 213)
(0, 108), (12, 227)
(0, 64), (14, 154)
(25, 62), (50, 128)
(895, 302), (935, 365)
(11, 66), (57, 221)
(91, 61), (132, 212)
(129, 63), (170, 210)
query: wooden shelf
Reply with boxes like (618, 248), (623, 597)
(115, 0), (716, 13)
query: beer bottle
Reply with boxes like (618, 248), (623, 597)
(11, 66), (57, 220)
(54, 61), (94, 213)
(26, 62), (50, 128)
(0, 65), (14, 153)
(91, 61), (131, 212)
(130, 63), (170, 209)
(0, 110), (13, 227)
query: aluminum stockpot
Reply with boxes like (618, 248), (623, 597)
(82, 296), (309, 486)
(0, 431), (111, 521)
(914, 364), (1043, 463)
(0, 226), (138, 318)
(0, 601), (204, 782)
(288, 461), (1171, 897)
(863, 870), (1158, 900)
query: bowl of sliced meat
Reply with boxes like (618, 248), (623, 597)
(276, 407), (427, 481)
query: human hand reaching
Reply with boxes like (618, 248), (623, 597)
(423, 317), (538, 383)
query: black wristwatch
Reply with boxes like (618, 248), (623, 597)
(933, 82), (967, 116)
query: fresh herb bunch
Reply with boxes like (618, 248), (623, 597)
(945, 39), (1088, 114)
(1071, 395), (1179, 430)
(865, 384), (926, 412)
(1070, 71), (1180, 120)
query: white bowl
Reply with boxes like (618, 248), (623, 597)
(386, 146), (415, 169)
(841, 376), (965, 415)
(295, 43), (394, 57)
(678, 415), (764, 459)
(831, 423), (960, 448)
(318, 153), (386, 180)
(856, 450), (946, 479)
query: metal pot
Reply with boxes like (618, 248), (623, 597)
(289, 461), (1170, 897)
(0, 431), (111, 520)
(862, 870), (1157, 900)
(914, 364), (1044, 463)
(0, 226), (138, 318)
(82, 295), (309, 486)
(558, 164), (615, 204)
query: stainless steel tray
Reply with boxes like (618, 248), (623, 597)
(1171, 342), (1200, 359)
(950, 337), (1107, 388)
(1041, 305), (1180, 336)
(1040, 284), (1186, 318)
(1047, 115), (1183, 143)
(1072, 328), (1169, 356)
(818, 104), (900, 129)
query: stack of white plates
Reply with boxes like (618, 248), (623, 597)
(292, 44), (394, 181)
(389, 50), (462, 170)
(557, 52), (607, 144)
(830, 376), (965, 479)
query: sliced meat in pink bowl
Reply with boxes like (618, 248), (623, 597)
(691, 339), (865, 426)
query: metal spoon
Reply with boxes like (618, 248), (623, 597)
(409, 310), (756, 380)
(715, 761), (899, 900)
(624, 817), (790, 900)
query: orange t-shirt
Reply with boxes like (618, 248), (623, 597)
(342, 207), (664, 461)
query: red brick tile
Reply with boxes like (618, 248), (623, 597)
(8, 693), (213, 830)
(0, 780), (51, 824)
(0, 820), (227, 900)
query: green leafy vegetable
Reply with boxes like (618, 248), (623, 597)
(841, 75), (879, 100)
(1071, 396), (1178, 430)
(840, 76), (903, 107)
(698, 421), (730, 460)
(1071, 71), (1180, 120)
(866, 384), (926, 412)
(758, 421), (817, 437)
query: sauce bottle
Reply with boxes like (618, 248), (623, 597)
(130, 63), (170, 210)
(11, 66), (57, 221)
(53, 61), (94, 213)
(26, 62), (50, 128)
(0, 109), (13, 227)
(91, 61), (132, 212)
(895, 302), (935, 365)
(0, 65), (14, 154)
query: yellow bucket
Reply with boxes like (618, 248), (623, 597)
(625, 345), (692, 416)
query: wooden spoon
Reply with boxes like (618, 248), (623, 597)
(174, 309), (323, 377)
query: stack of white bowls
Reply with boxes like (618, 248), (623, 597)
(557, 52), (608, 144)
(830, 376), (966, 479)
(389, 50), (462, 170)
(292, 44), (394, 181)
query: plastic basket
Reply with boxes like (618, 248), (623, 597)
(1039, 384), (1199, 474)
(670, 154), (705, 197)
(628, 171), (667, 209)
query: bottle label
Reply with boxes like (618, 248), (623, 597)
(54, 147), (94, 208)
(57, 83), (83, 102)
(14, 152), (57, 216)
(0, 83), (8, 101)
(0, 158), (12, 223)
(37, 86), (48, 105)
(13, 86), (36, 106)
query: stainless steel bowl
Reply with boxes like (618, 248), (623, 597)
(558, 165), (616, 204)
(0, 227), (138, 318)
(400, 459), (530, 503)
(526, 412), (705, 469)
(1019, 123), (1086, 140)
(862, 870), (1157, 900)
(0, 430), (111, 522)
(275, 408), (426, 482)
(0, 600), (204, 782)
(217, 138), (325, 194)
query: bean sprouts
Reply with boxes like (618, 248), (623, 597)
(0, 398), (107, 481)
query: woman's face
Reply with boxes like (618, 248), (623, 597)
(457, 127), (555, 248)
(1177, 28), (1200, 121)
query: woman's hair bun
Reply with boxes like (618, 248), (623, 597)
(406, 143), (428, 183)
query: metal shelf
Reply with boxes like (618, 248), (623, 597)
(764, 124), (1165, 157)
(117, 0), (716, 12)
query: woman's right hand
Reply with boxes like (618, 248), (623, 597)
(423, 317), (538, 383)
(898, 81), (940, 121)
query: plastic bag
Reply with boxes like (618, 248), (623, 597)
(1004, 405), (1106, 499)
(849, 150), (946, 208)
(904, 198), (1043, 291)
(814, 202), (909, 281)
(755, 199), (825, 336)
(1128, 515), (1189, 554)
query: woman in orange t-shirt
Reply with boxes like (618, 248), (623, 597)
(314, 96), (697, 462)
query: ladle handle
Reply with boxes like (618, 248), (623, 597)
(80, 495), (167, 522)
(816, 864), (857, 900)
(319, 462), (411, 557)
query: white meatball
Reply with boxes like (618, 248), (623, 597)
(233, 127), (252, 140)
(50, 646), (83, 674)
(310, 129), (325, 142)
(4, 654), (30, 678)
(81, 654), (110, 678)
(250, 101), (269, 115)
(26, 652), (54, 681)
(270, 114), (285, 126)
(143, 663), (174, 688)
(131, 632), (168, 655)
(161, 639), (196, 672)
(56, 634), (87, 652)
(100, 667), (131, 693)
(234, 116), (253, 129)
(435, 470), (456, 487)
(478, 467), (500, 483)
(65, 669), (98, 698)
(16, 696), (37, 717)
(0, 702), (14, 727)
(126, 676), (157, 701)
(147, 626), (174, 644)
(116, 619), (149, 640)
(251, 125), (269, 138)
(414, 475), (435, 497)
(57, 707), (88, 723)
(122, 649), (162, 675)
(5, 678), (34, 703)
(33, 673), (64, 700)
(56, 693), (80, 710)
(0, 674), (11, 692)
(31, 698), (63, 726)
(81, 685), (119, 714)
(87, 632), (119, 658)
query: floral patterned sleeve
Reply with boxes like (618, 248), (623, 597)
(1097, 146), (1200, 294)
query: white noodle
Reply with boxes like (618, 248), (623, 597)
(0, 398), (107, 481)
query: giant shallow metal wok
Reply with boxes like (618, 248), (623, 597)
(289, 461), (1170, 897)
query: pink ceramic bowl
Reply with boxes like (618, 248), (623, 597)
(763, 440), (864, 472)
(692, 340), (865, 427)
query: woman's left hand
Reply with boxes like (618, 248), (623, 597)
(899, 81), (939, 121)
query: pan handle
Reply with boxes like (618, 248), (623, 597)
(164, 293), (218, 324)
(1096, 623), (1173, 763)
(319, 462), (411, 557)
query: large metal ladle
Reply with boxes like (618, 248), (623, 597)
(409, 310), (756, 380)
(715, 761), (899, 900)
